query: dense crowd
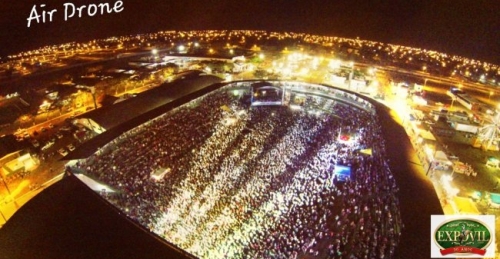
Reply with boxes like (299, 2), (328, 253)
(77, 84), (402, 259)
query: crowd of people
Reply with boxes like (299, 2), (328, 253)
(76, 83), (402, 258)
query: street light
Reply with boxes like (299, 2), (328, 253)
(347, 61), (354, 91)
(450, 96), (456, 111)
(0, 174), (13, 212)
(0, 207), (6, 223)
(21, 115), (29, 127)
(46, 106), (51, 121)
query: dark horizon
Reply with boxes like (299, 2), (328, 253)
(1, 0), (499, 64)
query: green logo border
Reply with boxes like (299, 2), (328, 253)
(433, 217), (493, 253)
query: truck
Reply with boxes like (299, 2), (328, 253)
(450, 121), (479, 134)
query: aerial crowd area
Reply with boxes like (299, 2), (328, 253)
(77, 84), (402, 259)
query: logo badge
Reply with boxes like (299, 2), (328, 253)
(431, 215), (495, 258)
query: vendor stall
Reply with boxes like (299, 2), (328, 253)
(488, 192), (500, 209)
(486, 156), (500, 168)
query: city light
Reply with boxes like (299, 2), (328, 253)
(329, 59), (341, 69)
(1, 28), (500, 258)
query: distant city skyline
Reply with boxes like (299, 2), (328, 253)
(1, 0), (499, 64)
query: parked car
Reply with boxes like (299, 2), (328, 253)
(31, 139), (40, 148)
(67, 144), (76, 151)
(58, 148), (68, 157)
(41, 140), (55, 151)
(60, 125), (72, 132)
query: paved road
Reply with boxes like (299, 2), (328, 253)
(0, 173), (64, 227)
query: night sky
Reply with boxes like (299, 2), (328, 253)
(1, 0), (499, 64)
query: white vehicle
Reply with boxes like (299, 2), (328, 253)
(151, 168), (171, 181)
(451, 122), (478, 134)
(41, 141), (55, 151)
(31, 139), (40, 148)
(58, 148), (68, 157)
(60, 126), (72, 132)
(67, 144), (75, 151)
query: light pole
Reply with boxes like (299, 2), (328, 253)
(0, 173), (19, 214)
(89, 87), (97, 109)
(425, 147), (438, 176)
(76, 86), (98, 109)
(0, 174), (12, 199)
(347, 61), (354, 91)
(0, 208), (6, 223)
(426, 161), (434, 176)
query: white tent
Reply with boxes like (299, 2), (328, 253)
(433, 151), (452, 171)
(434, 151), (450, 163)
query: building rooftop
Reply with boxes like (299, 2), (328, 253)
(65, 72), (224, 160)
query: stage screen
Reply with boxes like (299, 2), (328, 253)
(334, 165), (352, 182)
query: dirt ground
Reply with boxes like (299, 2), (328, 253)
(375, 103), (444, 259)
